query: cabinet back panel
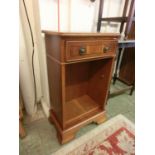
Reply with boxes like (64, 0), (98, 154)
(65, 62), (89, 102)
(65, 58), (113, 107)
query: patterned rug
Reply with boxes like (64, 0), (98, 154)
(52, 114), (135, 155)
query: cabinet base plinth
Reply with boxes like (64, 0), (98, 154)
(49, 110), (106, 144)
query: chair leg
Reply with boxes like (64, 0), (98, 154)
(113, 74), (117, 84)
(129, 84), (135, 95)
(113, 48), (122, 85)
(19, 119), (26, 138)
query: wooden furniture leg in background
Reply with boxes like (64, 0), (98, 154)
(19, 119), (26, 138)
(97, 0), (135, 97)
(113, 48), (122, 84)
(130, 82), (135, 95)
(19, 109), (26, 138)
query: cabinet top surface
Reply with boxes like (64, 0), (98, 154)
(42, 30), (120, 38)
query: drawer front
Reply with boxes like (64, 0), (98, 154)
(101, 40), (117, 56)
(66, 40), (117, 61)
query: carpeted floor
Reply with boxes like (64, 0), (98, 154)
(19, 81), (135, 155)
(52, 114), (135, 155)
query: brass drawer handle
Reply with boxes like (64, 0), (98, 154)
(103, 47), (110, 53)
(79, 47), (86, 55)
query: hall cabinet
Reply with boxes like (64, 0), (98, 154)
(43, 31), (119, 144)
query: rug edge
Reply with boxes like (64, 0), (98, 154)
(52, 114), (134, 155)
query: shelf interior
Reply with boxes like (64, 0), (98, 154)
(64, 95), (100, 124)
(64, 58), (113, 127)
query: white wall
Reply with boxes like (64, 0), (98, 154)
(39, 0), (131, 33)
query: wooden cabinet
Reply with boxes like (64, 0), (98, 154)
(43, 31), (119, 144)
(118, 47), (135, 85)
(118, 22), (135, 86)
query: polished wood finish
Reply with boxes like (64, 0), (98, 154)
(42, 31), (120, 37)
(46, 57), (63, 124)
(50, 109), (106, 144)
(66, 40), (117, 61)
(43, 31), (119, 144)
(119, 47), (135, 85)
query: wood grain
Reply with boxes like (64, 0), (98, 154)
(42, 31), (120, 38)
(66, 40), (117, 62)
(87, 59), (113, 108)
(43, 31), (119, 143)
(47, 57), (63, 125)
(118, 47), (135, 85)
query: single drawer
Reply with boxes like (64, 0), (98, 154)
(65, 40), (117, 61)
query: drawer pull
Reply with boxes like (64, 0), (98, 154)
(79, 47), (86, 55)
(103, 47), (110, 53)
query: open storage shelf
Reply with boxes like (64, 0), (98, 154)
(64, 58), (113, 128)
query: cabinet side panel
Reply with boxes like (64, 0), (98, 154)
(87, 59), (114, 109)
(47, 57), (62, 124)
(45, 35), (61, 60)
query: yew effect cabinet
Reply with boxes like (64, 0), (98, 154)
(43, 31), (119, 144)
